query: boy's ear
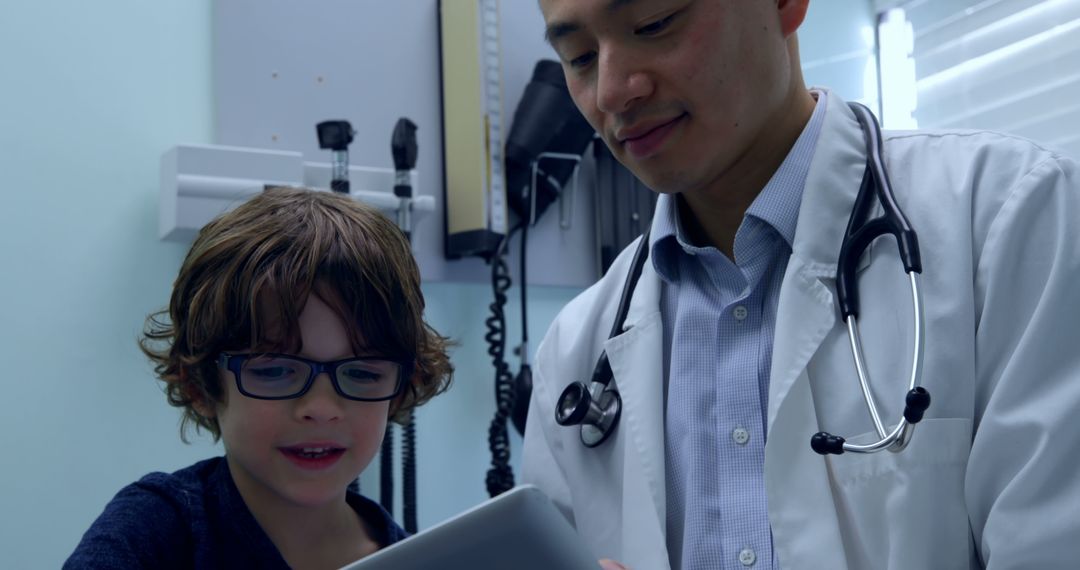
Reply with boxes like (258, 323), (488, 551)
(181, 368), (218, 418)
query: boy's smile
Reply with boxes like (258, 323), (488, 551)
(278, 442), (348, 470)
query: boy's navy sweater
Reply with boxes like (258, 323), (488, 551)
(64, 456), (407, 569)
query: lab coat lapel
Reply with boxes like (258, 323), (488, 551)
(602, 255), (669, 566)
(765, 254), (850, 570)
(767, 90), (867, 429)
(765, 91), (868, 569)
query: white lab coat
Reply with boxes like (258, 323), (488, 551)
(521, 91), (1080, 569)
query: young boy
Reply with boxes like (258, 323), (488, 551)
(65, 187), (453, 569)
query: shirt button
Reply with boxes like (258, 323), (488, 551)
(739, 548), (757, 566)
(733, 305), (748, 321)
(732, 427), (750, 445)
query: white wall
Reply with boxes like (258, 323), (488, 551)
(0, 1), (875, 567)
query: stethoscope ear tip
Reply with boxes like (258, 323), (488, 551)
(811, 432), (846, 455)
(903, 387), (932, 424)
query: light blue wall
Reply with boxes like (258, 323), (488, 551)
(0, 1), (215, 568)
(0, 1), (874, 567)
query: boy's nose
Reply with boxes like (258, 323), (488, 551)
(295, 372), (344, 422)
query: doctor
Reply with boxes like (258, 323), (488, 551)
(521, 0), (1080, 569)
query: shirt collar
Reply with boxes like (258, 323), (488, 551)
(650, 192), (681, 282)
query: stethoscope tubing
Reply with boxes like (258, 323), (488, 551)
(838, 270), (925, 453)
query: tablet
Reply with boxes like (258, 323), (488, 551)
(341, 484), (600, 570)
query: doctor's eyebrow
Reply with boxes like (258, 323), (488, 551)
(544, 0), (642, 43)
(545, 22), (579, 44)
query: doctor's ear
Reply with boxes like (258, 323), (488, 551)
(776, 0), (810, 37)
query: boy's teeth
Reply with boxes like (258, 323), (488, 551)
(301, 447), (327, 453)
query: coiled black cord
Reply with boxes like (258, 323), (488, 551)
(402, 409), (417, 532)
(485, 225), (521, 497)
(510, 206), (533, 436)
(380, 426), (393, 514)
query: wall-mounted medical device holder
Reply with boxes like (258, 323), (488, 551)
(158, 144), (433, 242)
(529, 152), (582, 230)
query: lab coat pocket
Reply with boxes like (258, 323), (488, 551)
(826, 417), (974, 570)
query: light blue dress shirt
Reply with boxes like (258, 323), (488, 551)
(652, 91), (828, 570)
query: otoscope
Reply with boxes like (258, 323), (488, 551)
(392, 118), (419, 239)
(390, 117), (419, 534)
(316, 120), (356, 194)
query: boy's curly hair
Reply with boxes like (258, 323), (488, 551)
(140, 187), (453, 441)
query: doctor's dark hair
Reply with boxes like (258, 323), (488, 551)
(140, 187), (454, 441)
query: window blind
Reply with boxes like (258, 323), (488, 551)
(877, 0), (1080, 158)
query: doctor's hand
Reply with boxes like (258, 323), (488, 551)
(599, 559), (629, 570)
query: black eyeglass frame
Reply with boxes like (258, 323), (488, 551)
(218, 352), (414, 402)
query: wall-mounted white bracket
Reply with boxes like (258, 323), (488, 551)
(159, 144), (432, 242)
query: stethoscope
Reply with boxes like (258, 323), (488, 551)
(555, 102), (932, 455)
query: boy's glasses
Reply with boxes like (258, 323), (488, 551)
(218, 353), (412, 402)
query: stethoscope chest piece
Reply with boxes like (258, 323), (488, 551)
(554, 231), (648, 449)
(556, 381), (622, 448)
